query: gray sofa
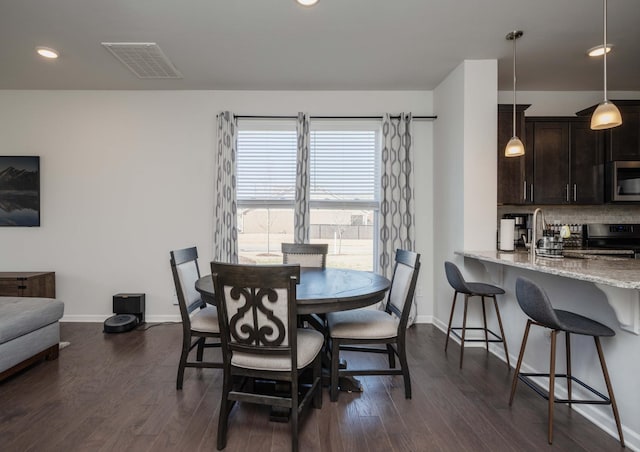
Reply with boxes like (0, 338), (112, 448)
(0, 297), (64, 381)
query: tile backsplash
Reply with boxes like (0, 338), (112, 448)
(497, 205), (640, 225)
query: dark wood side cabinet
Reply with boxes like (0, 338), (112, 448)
(0, 272), (56, 298)
(497, 104), (531, 204)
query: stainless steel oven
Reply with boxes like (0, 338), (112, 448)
(609, 161), (640, 202)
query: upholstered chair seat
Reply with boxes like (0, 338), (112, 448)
(231, 328), (323, 371)
(327, 309), (399, 339)
(190, 305), (220, 333)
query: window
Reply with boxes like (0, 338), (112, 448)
(236, 119), (380, 270)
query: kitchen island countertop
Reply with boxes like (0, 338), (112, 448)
(458, 250), (640, 290)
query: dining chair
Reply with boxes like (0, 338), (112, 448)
(326, 249), (421, 402)
(169, 246), (222, 390)
(211, 262), (323, 452)
(281, 243), (328, 268)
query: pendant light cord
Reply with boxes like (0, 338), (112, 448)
(603, 0), (608, 102)
(512, 32), (517, 137)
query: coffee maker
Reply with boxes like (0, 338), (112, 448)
(503, 213), (532, 248)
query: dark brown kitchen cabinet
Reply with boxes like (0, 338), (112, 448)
(529, 119), (570, 204)
(577, 100), (640, 161)
(570, 119), (604, 204)
(526, 117), (603, 205)
(497, 104), (530, 204)
(0, 272), (56, 298)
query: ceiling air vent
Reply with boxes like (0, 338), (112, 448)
(101, 42), (182, 79)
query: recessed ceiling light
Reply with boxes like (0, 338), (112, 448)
(587, 44), (613, 57)
(296, 0), (319, 6)
(36, 46), (59, 59)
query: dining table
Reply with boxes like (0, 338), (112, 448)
(195, 266), (391, 394)
(195, 266), (391, 315)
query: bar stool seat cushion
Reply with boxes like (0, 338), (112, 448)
(327, 309), (399, 339)
(555, 310), (615, 337)
(465, 282), (505, 296)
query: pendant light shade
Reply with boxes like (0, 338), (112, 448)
(505, 30), (524, 157)
(505, 136), (525, 157)
(591, 0), (622, 130)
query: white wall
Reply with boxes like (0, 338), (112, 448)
(0, 90), (434, 322)
(433, 60), (497, 323)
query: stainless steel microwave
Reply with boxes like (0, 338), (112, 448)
(609, 161), (640, 202)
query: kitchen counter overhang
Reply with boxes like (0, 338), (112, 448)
(457, 250), (640, 334)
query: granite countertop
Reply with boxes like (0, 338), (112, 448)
(458, 250), (640, 290)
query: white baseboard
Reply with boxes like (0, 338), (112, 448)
(414, 315), (433, 324)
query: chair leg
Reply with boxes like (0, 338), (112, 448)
(548, 330), (557, 445)
(492, 295), (511, 369)
(481, 296), (489, 353)
(509, 320), (532, 405)
(386, 343), (396, 368)
(313, 353), (323, 409)
(594, 337), (625, 447)
(459, 294), (470, 368)
(291, 375), (299, 452)
(566, 332), (572, 409)
(444, 291), (458, 352)
(176, 334), (191, 390)
(196, 337), (204, 361)
(330, 338), (340, 402)
(398, 338), (411, 399)
(217, 372), (232, 450)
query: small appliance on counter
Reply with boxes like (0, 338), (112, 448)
(502, 213), (532, 248)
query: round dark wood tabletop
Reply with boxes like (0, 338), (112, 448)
(195, 267), (390, 315)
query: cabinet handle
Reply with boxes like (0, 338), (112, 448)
(566, 184), (570, 202)
(573, 184), (577, 202)
(530, 184), (534, 203)
(523, 180), (527, 201)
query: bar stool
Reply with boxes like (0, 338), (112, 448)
(444, 261), (510, 369)
(509, 277), (624, 446)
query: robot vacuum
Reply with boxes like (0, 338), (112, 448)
(103, 314), (139, 333)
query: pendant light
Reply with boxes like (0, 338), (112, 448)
(591, 0), (622, 130)
(505, 30), (525, 157)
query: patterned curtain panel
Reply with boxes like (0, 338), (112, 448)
(214, 111), (239, 263)
(294, 112), (311, 244)
(379, 113), (417, 324)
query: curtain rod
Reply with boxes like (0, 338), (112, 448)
(232, 114), (437, 121)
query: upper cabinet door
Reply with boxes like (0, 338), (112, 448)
(609, 107), (640, 161)
(570, 119), (604, 204)
(531, 120), (570, 204)
(497, 104), (530, 204)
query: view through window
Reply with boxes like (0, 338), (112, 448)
(236, 120), (380, 271)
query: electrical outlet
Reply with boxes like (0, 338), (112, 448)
(171, 292), (179, 306)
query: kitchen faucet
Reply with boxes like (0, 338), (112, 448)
(530, 208), (545, 262)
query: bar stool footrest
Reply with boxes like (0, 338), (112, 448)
(518, 372), (612, 405)
(450, 327), (505, 343)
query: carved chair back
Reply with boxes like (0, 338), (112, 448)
(211, 262), (301, 368)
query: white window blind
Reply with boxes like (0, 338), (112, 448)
(310, 130), (377, 202)
(236, 122), (379, 208)
(236, 130), (297, 203)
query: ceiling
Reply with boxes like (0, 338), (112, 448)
(1, 0), (639, 91)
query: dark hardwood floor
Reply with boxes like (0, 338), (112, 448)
(0, 323), (624, 452)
